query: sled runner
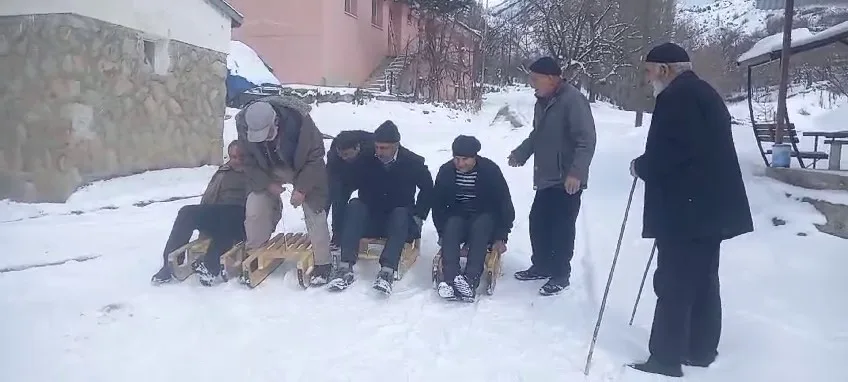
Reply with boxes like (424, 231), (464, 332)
(166, 237), (211, 281)
(219, 232), (315, 289)
(431, 245), (503, 296)
(352, 238), (421, 280)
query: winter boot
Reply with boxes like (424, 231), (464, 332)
(628, 358), (683, 378)
(437, 282), (456, 299)
(683, 354), (716, 368)
(310, 263), (333, 286)
(151, 266), (173, 285)
(453, 275), (476, 301)
(193, 262), (217, 287)
(328, 262), (355, 291)
(514, 266), (550, 281)
(539, 276), (569, 296)
(372, 267), (395, 295)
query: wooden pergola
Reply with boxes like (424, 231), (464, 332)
(736, 21), (848, 167)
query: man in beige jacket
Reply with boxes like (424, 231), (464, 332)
(234, 95), (332, 286)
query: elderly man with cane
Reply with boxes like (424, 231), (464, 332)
(624, 42), (754, 377)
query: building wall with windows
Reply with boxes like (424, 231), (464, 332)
(230, 0), (412, 87)
(0, 1), (242, 202)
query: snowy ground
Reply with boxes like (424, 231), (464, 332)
(2, 86), (847, 382)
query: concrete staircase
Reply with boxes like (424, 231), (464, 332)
(364, 55), (409, 93)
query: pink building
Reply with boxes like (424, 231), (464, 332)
(229, 0), (480, 100)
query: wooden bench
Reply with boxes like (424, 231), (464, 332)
(431, 245), (504, 296)
(753, 122), (828, 168)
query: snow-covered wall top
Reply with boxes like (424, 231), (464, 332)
(0, 0), (233, 53)
(227, 41), (281, 86)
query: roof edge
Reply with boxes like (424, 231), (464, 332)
(206, 0), (244, 28)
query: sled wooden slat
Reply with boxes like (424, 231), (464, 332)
(238, 232), (316, 289)
(431, 245), (504, 295)
(166, 238), (211, 281)
(357, 238), (420, 280)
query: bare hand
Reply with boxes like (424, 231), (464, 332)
(564, 176), (581, 194)
(492, 240), (507, 254)
(630, 159), (638, 178)
(290, 190), (305, 207)
(508, 155), (521, 167)
(268, 183), (285, 194)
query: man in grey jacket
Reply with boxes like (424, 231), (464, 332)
(508, 56), (597, 296)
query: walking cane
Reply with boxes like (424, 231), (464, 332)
(583, 176), (638, 376)
(628, 241), (656, 326)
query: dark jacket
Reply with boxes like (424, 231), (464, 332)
(199, 163), (249, 206)
(327, 130), (376, 235)
(347, 146), (434, 220)
(235, 95), (329, 211)
(432, 156), (515, 243)
(510, 81), (597, 190)
(634, 71), (754, 241)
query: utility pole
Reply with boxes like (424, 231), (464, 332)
(775, 0), (794, 147)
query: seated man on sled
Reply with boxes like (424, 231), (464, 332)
(326, 130), (375, 249)
(432, 135), (515, 300)
(151, 140), (249, 286)
(327, 121), (434, 294)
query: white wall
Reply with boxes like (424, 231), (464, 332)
(0, 0), (233, 53)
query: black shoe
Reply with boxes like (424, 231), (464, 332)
(683, 355), (716, 368)
(628, 358), (683, 378)
(514, 266), (550, 281)
(328, 264), (355, 291)
(539, 277), (569, 296)
(373, 268), (394, 295)
(310, 263), (333, 286)
(193, 262), (217, 287)
(453, 275), (475, 300)
(151, 266), (173, 285)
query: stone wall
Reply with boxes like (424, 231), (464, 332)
(0, 13), (227, 202)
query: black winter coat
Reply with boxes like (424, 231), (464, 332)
(347, 146), (434, 220)
(634, 71), (754, 241)
(432, 156), (515, 243)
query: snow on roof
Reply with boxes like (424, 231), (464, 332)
(226, 41), (281, 86)
(737, 20), (848, 66)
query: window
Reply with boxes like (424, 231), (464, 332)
(371, 0), (383, 28)
(143, 40), (156, 67)
(141, 37), (170, 75)
(345, 0), (357, 16)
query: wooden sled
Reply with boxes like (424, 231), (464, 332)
(165, 237), (211, 281)
(353, 238), (421, 280)
(431, 245), (503, 296)
(220, 232), (315, 289)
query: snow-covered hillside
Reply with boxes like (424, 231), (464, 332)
(2, 85), (847, 381)
(680, 0), (848, 38)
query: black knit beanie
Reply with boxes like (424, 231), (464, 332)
(528, 57), (562, 76)
(452, 135), (481, 157)
(374, 120), (400, 143)
(645, 42), (690, 64)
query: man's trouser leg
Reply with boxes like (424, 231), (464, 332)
(244, 191), (282, 250)
(529, 189), (553, 274)
(463, 213), (494, 281)
(440, 215), (468, 282)
(379, 207), (411, 270)
(303, 204), (332, 266)
(202, 205), (246, 275)
(548, 189), (582, 280)
(687, 239), (722, 364)
(161, 204), (215, 266)
(648, 237), (721, 366)
(339, 198), (370, 266)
